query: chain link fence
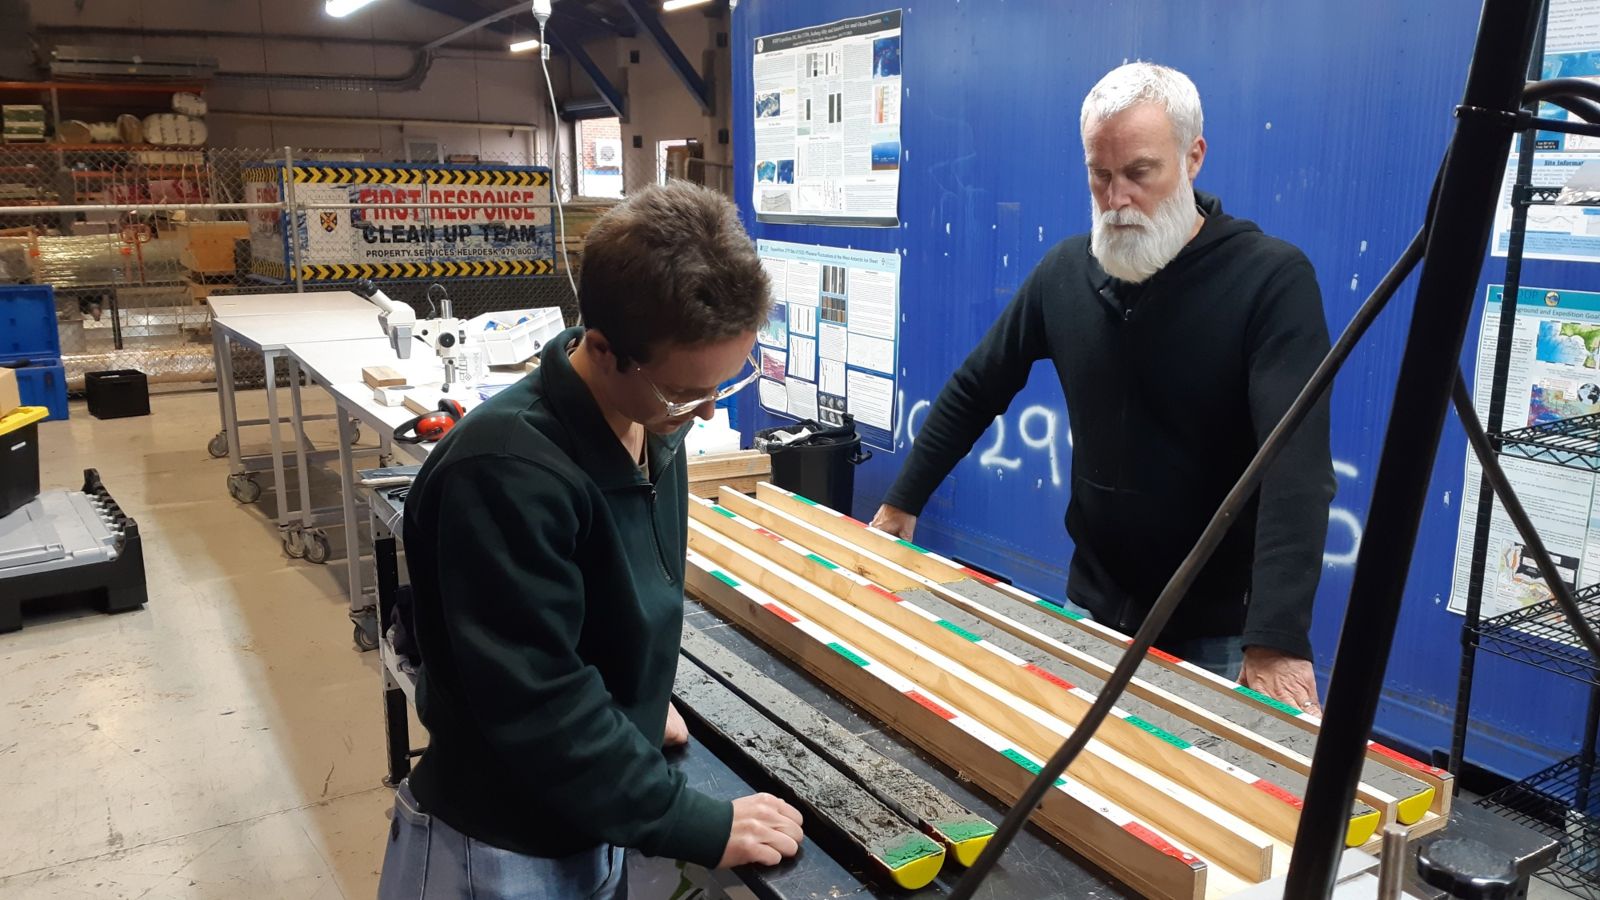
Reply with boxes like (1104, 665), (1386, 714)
(0, 143), (623, 391)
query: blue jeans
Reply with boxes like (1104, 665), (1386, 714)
(379, 781), (628, 900)
(1058, 598), (1244, 679)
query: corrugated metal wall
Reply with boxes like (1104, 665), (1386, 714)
(733, 0), (1594, 779)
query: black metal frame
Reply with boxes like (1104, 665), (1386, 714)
(1444, 3), (1600, 898)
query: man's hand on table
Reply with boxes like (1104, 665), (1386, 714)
(869, 504), (918, 540)
(1238, 647), (1323, 716)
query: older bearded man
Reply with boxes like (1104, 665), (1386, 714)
(871, 62), (1335, 714)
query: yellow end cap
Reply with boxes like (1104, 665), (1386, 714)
(886, 847), (946, 889)
(1345, 809), (1381, 847)
(949, 833), (993, 867)
(1396, 787), (1435, 825)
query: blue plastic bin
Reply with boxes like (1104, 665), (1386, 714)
(0, 285), (60, 364)
(10, 363), (68, 421)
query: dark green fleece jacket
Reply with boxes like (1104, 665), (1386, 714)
(403, 326), (731, 866)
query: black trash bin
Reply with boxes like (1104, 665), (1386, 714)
(756, 415), (872, 514)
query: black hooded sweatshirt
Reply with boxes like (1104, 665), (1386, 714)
(883, 191), (1335, 660)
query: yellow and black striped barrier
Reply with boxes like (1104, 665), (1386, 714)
(285, 260), (556, 281)
(288, 166), (551, 187)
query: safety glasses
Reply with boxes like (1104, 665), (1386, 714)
(641, 353), (760, 417)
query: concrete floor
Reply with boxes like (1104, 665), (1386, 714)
(0, 388), (1587, 899)
(0, 388), (406, 899)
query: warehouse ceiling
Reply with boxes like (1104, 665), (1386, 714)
(410, 0), (639, 46)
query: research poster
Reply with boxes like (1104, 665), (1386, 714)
(1491, 0), (1600, 262)
(1449, 285), (1600, 627)
(751, 10), (902, 226)
(755, 240), (899, 451)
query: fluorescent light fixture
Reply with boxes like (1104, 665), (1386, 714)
(663, 0), (713, 9)
(508, 38), (542, 53)
(325, 0), (380, 16)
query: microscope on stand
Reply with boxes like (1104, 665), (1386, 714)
(353, 280), (485, 394)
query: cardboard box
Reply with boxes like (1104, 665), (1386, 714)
(176, 221), (249, 276)
(0, 367), (20, 418)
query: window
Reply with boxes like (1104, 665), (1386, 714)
(657, 138), (689, 185)
(576, 117), (624, 198)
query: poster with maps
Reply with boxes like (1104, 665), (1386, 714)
(1450, 285), (1600, 623)
(1490, 0), (1600, 262)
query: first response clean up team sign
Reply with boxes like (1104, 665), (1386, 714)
(244, 162), (555, 282)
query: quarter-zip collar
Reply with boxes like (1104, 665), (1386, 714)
(537, 326), (686, 492)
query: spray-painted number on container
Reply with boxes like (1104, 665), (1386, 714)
(893, 391), (1365, 567)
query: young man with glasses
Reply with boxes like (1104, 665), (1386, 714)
(380, 182), (803, 899)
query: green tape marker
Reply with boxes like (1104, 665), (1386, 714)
(936, 619), (982, 642)
(1035, 598), (1084, 620)
(793, 494), (818, 506)
(710, 505), (736, 518)
(805, 553), (839, 570)
(897, 539), (930, 553)
(1124, 715), (1191, 750)
(827, 642), (869, 667)
(710, 571), (740, 588)
(1234, 685), (1304, 716)
(1001, 748), (1066, 787)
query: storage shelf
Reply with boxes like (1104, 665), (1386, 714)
(1478, 755), (1600, 899)
(1496, 412), (1600, 472)
(1470, 585), (1600, 686)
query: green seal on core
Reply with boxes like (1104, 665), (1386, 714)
(936, 819), (997, 842)
(877, 833), (943, 868)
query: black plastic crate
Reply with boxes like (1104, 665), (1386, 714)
(0, 410), (42, 520)
(84, 370), (151, 420)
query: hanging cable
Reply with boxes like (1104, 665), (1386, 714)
(533, 0), (581, 307)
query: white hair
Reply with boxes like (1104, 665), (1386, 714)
(1080, 62), (1204, 150)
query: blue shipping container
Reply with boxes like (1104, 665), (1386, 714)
(11, 363), (68, 421)
(0, 285), (60, 364)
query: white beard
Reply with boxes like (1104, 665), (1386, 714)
(1090, 172), (1198, 284)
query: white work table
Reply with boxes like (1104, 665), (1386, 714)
(285, 333), (524, 643)
(206, 290), (371, 318)
(208, 304), (388, 538)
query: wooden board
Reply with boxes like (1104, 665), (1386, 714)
(672, 661), (947, 889)
(684, 549), (1217, 900)
(711, 489), (1385, 846)
(752, 481), (1448, 828)
(679, 625), (996, 865)
(717, 487), (1388, 846)
(362, 365), (407, 388)
(689, 503), (1278, 881)
(687, 451), (769, 500)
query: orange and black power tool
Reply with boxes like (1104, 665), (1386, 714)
(394, 399), (465, 444)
